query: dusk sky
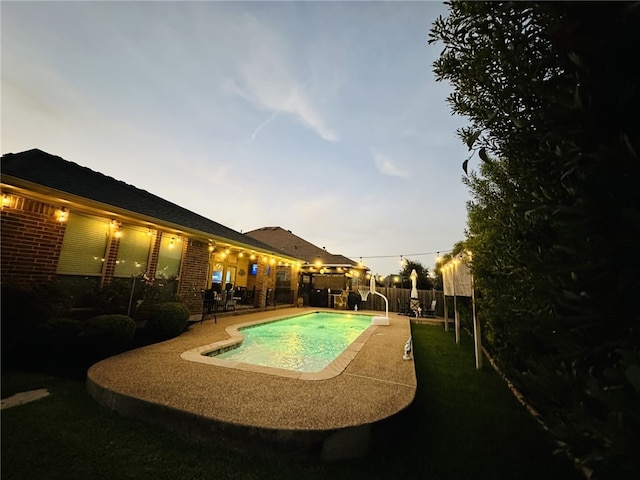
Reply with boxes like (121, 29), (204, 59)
(2, 0), (472, 276)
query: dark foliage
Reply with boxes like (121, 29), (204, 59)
(399, 260), (433, 290)
(144, 302), (190, 341)
(430, 2), (640, 477)
(1, 281), (73, 366)
(81, 314), (136, 357)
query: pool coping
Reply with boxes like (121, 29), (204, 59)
(180, 311), (378, 381)
(86, 307), (416, 460)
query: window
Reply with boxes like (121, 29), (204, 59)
(114, 226), (152, 277)
(211, 262), (224, 285)
(156, 235), (182, 279)
(57, 213), (109, 275)
(226, 267), (236, 287)
(276, 266), (290, 287)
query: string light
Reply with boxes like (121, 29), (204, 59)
(346, 249), (452, 260)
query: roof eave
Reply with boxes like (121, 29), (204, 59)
(1, 175), (304, 264)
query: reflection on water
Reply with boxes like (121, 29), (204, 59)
(214, 312), (372, 372)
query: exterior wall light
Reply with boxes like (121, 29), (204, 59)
(57, 207), (68, 222)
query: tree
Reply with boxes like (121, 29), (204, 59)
(430, 2), (640, 477)
(399, 260), (433, 290)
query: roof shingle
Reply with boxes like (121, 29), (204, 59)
(1, 149), (283, 255)
(244, 226), (360, 267)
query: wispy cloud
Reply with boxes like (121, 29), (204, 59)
(281, 88), (338, 142)
(372, 152), (408, 178)
(221, 14), (337, 142)
(248, 111), (278, 143)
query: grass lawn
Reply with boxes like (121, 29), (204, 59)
(1, 323), (582, 480)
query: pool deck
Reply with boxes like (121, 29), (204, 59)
(86, 307), (417, 460)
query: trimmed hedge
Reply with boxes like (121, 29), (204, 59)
(82, 314), (136, 355)
(145, 302), (190, 341)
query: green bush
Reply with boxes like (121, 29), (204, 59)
(145, 302), (190, 341)
(87, 276), (181, 317)
(38, 318), (83, 346)
(82, 314), (136, 355)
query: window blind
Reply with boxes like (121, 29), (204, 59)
(57, 213), (109, 275)
(114, 226), (152, 277)
(156, 235), (182, 279)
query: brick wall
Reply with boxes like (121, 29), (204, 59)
(289, 266), (300, 300)
(177, 239), (210, 314)
(0, 195), (66, 285)
(101, 235), (120, 285)
(253, 258), (277, 308)
(1, 193), (294, 316)
(146, 231), (162, 281)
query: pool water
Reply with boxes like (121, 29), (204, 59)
(208, 312), (373, 373)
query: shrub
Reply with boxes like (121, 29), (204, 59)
(91, 279), (134, 315)
(82, 314), (136, 356)
(34, 318), (87, 378)
(38, 318), (83, 346)
(1, 282), (72, 365)
(145, 302), (190, 341)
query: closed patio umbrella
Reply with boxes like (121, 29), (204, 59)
(410, 269), (420, 315)
(410, 269), (418, 299)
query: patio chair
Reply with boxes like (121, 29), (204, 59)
(424, 300), (437, 318)
(397, 298), (410, 315)
(225, 289), (237, 311)
(265, 288), (277, 308)
(200, 289), (218, 323)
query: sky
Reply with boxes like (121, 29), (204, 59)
(1, 0), (472, 277)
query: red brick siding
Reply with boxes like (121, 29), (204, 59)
(146, 231), (162, 281)
(1, 195), (254, 317)
(289, 266), (299, 300)
(177, 239), (210, 314)
(253, 258), (277, 308)
(101, 236), (120, 285)
(0, 196), (66, 285)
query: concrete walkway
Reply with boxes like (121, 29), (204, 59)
(87, 307), (416, 460)
(1, 389), (50, 410)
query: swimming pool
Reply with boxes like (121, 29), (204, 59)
(180, 311), (376, 379)
(212, 311), (372, 372)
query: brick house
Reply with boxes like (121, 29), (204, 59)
(245, 227), (369, 308)
(1, 149), (304, 314)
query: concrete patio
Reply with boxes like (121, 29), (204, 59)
(86, 307), (416, 461)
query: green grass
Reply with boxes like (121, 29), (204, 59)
(1, 324), (582, 480)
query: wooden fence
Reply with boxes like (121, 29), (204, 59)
(359, 288), (446, 316)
